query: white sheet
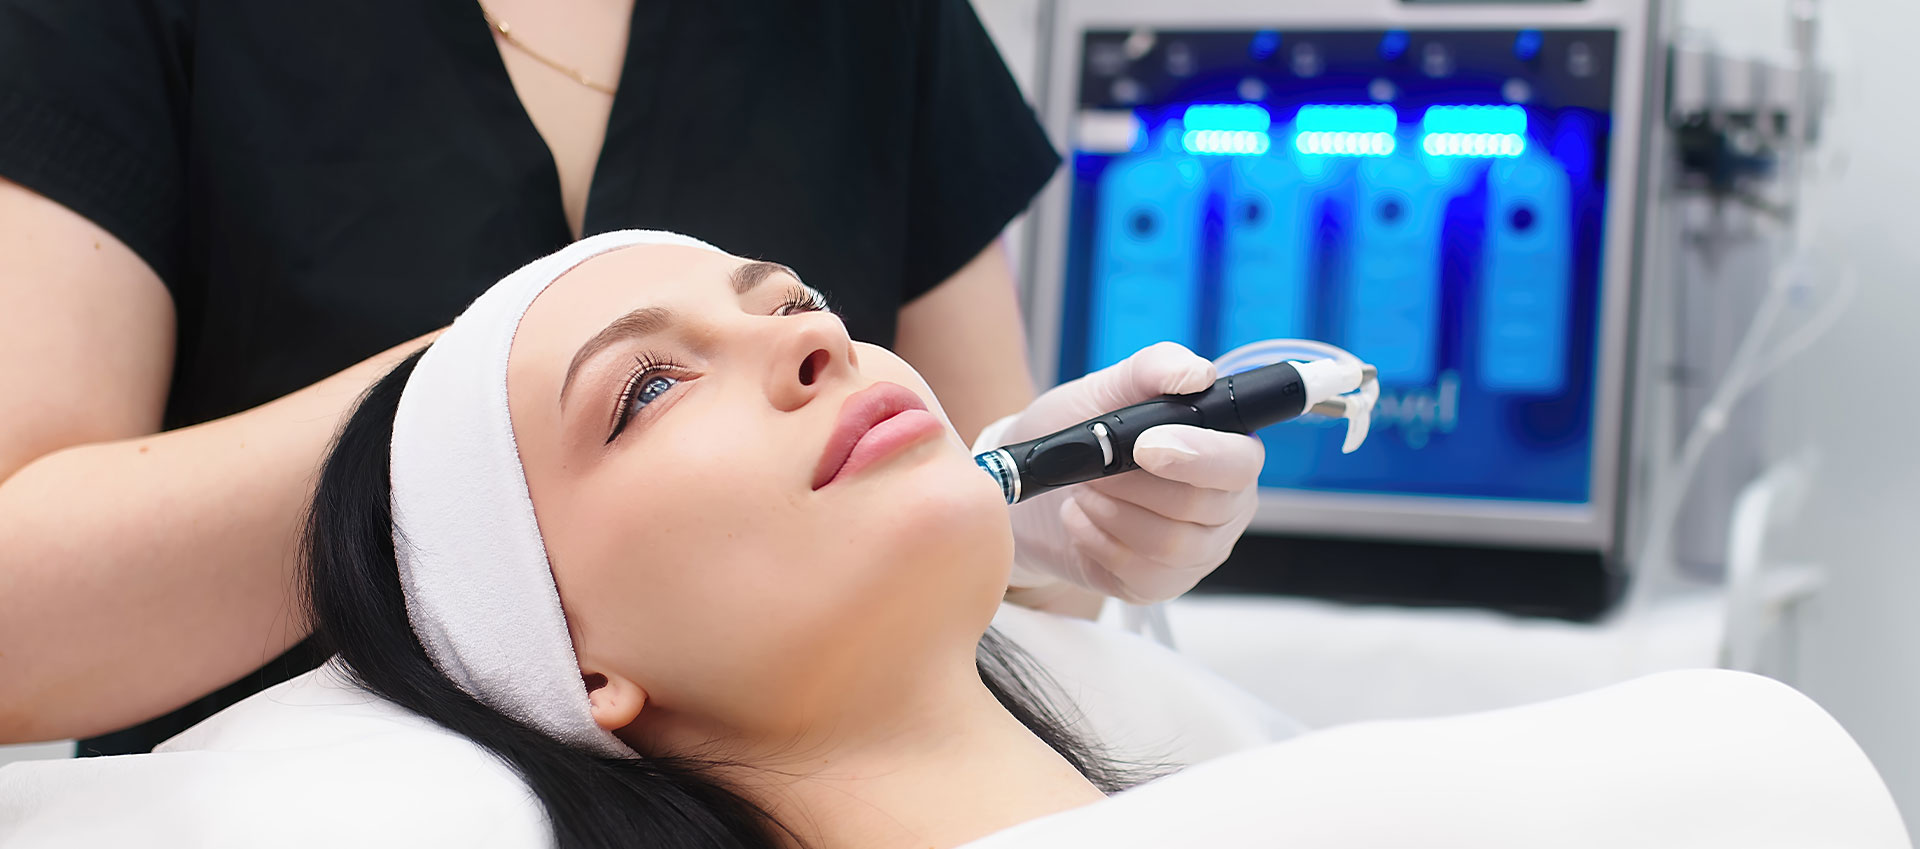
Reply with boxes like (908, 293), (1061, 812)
(965, 669), (1909, 849)
(1, 624), (1903, 848)
(1161, 592), (1726, 727)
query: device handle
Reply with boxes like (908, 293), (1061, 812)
(997, 361), (1308, 502)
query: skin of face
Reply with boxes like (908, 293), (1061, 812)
(506, 244), (1015, 757)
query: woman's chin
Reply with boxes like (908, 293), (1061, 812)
(858, 453), (1015, 593)
(893, 450), (1011, 532)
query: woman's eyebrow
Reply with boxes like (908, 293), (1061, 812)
(555, 262), (801, 409)
(730, 260), (797, 294)
(559, 306), (674, 409)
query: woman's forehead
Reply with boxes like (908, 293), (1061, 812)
(506, 245), (751, 402)
(519, 247), (744, 343)
(540, 245), (743, 312)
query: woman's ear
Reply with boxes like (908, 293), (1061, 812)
(581, 668), (647, 733)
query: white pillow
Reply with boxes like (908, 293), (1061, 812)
(0, 661), (547, 848)
(965, 669), (1911, 849)
(0, 604), (1292, 847)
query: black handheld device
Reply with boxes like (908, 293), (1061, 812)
(973, 360), (1314, 505)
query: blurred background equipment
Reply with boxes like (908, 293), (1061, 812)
(987, 0), (1860, 793)
(1026, 3), (1665, 623)
(1010, 0), (1835, 659)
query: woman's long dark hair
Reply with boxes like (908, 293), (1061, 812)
(301, 349), (1140, 849)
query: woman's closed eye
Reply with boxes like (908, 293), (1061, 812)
(605, 286), (836, 443)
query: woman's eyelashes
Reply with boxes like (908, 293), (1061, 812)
(604, 286), (835, 443)
(776, 286), (832, 316)
(607, 353), (687, 443)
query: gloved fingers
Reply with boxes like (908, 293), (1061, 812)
(1068, 486), (1231, 576)
(1117, 341), (1216, 397)
(1082, 468), (1248, 526)
(1130, 424), (1266, 493)
(1058, 497), (1207, 604)
(1079, 342), (1216, 413)
(996, 343), (1220, 446)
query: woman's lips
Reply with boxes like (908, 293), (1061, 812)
(812, 382), (942, 490)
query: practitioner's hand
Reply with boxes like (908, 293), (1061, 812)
(975, 342), (1264, 604)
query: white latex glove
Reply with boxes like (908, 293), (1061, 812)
(974, 342), (1264, 604)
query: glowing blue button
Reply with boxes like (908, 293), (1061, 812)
(1294, 131), (1395, 156)
(1514, 30), (1544, 61)
(1182, 129), (1272, 156)
(1422, 104), (1527, 135)
(1183, 103), (1272, 133)
(1421, 133), (1526, 157)
(1295, 104), (1397, 134)
(1379, 30), (1410, 61)
(1420, 105), (1528, 158)
(1250, 30), (1281, 62)
(1292, 105), (1397, 157)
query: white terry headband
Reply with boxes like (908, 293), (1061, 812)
(390, 229), (727, 758)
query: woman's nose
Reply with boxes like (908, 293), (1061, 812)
(764, 311), (857, 412)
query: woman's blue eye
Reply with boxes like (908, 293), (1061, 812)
(608, 361), (686, 443)
(635, 375), (677, 405)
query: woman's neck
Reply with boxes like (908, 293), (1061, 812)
(723, 666), (1107, 849)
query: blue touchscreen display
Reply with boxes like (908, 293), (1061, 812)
(1058, 29), (1616, 504)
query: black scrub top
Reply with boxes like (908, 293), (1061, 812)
(0, 0), (1059, 754)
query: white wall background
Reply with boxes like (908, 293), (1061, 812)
(1681, 0), (1920, 826)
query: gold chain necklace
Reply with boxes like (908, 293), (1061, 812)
(477, 3), (618, 96)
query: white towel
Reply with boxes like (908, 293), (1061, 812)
(390, 229), (726, 758)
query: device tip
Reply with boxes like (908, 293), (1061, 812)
(974, 449), (1020, 504)
(1294, 359), (1365, 408)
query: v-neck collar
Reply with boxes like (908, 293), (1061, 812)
(582, 3), (679, 235)
(436, 0), (674, 245)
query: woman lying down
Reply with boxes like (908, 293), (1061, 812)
(197, 231), (1901, 848)
(313, 229), (1142, 847)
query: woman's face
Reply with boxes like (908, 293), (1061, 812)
(506, 244), (1012, 751)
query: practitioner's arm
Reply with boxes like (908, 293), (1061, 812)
(0, 180), (435, 742)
